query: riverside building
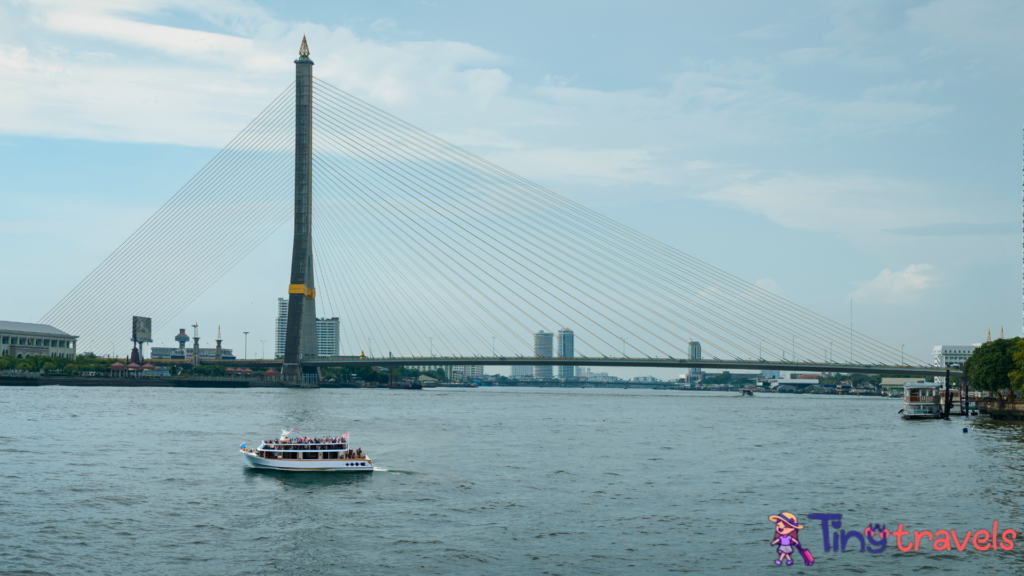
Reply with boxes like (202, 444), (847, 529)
(932, 343), (981, 385)
(534, 330), (554, 379)
(447, 365), (484, 381)
(511, 365), (533, 377)
(0, 321), (77, 358)
(150, 328), (235, 360)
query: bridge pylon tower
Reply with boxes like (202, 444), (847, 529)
(283, 35), (318, 385)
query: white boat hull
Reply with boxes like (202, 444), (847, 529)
(241, 450), (373, 471)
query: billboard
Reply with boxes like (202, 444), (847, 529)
(132, 316), (153, 343)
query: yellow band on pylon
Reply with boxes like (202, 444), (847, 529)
(305, 288), (316, 299)
(288, 284), (306, 294)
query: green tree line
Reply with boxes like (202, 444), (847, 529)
(963, 337), (1022, 393)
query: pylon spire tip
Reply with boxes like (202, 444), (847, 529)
(299, 35), (310, 57)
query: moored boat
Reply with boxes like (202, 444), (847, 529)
(240, 428), (373, 471)
(903, 383), (941, 419)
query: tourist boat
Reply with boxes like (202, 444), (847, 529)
(240, 429), (373, 471)
(903, 383), (941, 419)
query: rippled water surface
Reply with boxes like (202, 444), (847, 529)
(3, 386), (1024, 575)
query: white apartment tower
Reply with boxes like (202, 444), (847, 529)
(275, 298), (289, 359)
(317, 317), (340, 358)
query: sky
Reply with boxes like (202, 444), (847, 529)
(1, 0), (1021, 376)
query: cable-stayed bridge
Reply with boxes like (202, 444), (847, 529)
(38, 38), (955, 383)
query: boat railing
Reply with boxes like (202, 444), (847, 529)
(259, 444), (348, 450)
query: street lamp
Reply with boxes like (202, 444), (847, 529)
(260, 340), (265, 359)
(758, 340), (763, 361)
(901, 344), (905, 367)
(622, 336), (628, 357)
(430, 337), (433, 357)
(367, 338), (373, 358)
(830, 342), (833, 363)
(110, 342), (114, 359)
(243, 331), (249, 360)
(492, 336), (496, 357)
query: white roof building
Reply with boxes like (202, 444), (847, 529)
(933, 344), (981, 384)
(0, 321), (78, 359)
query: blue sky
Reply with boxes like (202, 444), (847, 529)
(1, 0), (1021, 372)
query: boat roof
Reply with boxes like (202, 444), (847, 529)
(904, 382), (941, 389)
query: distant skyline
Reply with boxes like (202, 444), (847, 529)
(1, 1), (1021, 378)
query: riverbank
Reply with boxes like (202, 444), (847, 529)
(979, 398), (1024, 421)
(0, 376), (362, 388)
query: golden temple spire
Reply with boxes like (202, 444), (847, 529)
(299, 35), (310, 58)
(1001, 325), (1004, 339)
(987, 328), (991, 342)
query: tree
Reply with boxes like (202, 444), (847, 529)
(41, 361), (56, 373)
(0, 358), (9, 370)
(965, 337), (1020, 392)
(821, 373), (843, 386)
(1008, 339), (1024, 392)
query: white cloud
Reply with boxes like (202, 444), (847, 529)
(755, 278), (783, 296)
(0, 1), (509, 146)
(691, 172), (972, 233)
(780, 47), (839, 65)
(863, 79), (943, 100)
(907, 0), (1024, 48)
(485, 147), (655, 186)
(850, 264), (935, 302)
(0, 0), (991, 238)
(46, 11), (254, 58)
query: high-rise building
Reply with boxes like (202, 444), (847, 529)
(557, 327), (574, 379)
(317, 317), (340, 358)
(275, 298), (289, 359)
(276, 298), (341, 359)
(534, 330), (553, 379)
(688, 341), (702, 375)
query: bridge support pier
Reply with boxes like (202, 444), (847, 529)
(283, 36), (317, 385)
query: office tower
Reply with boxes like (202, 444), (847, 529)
(557, 327), (574, 379)
(688, 341), (702, 374)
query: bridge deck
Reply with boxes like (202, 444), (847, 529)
(146, 356), (958, 377)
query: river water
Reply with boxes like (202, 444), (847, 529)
(2, 386), (1023, 575)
